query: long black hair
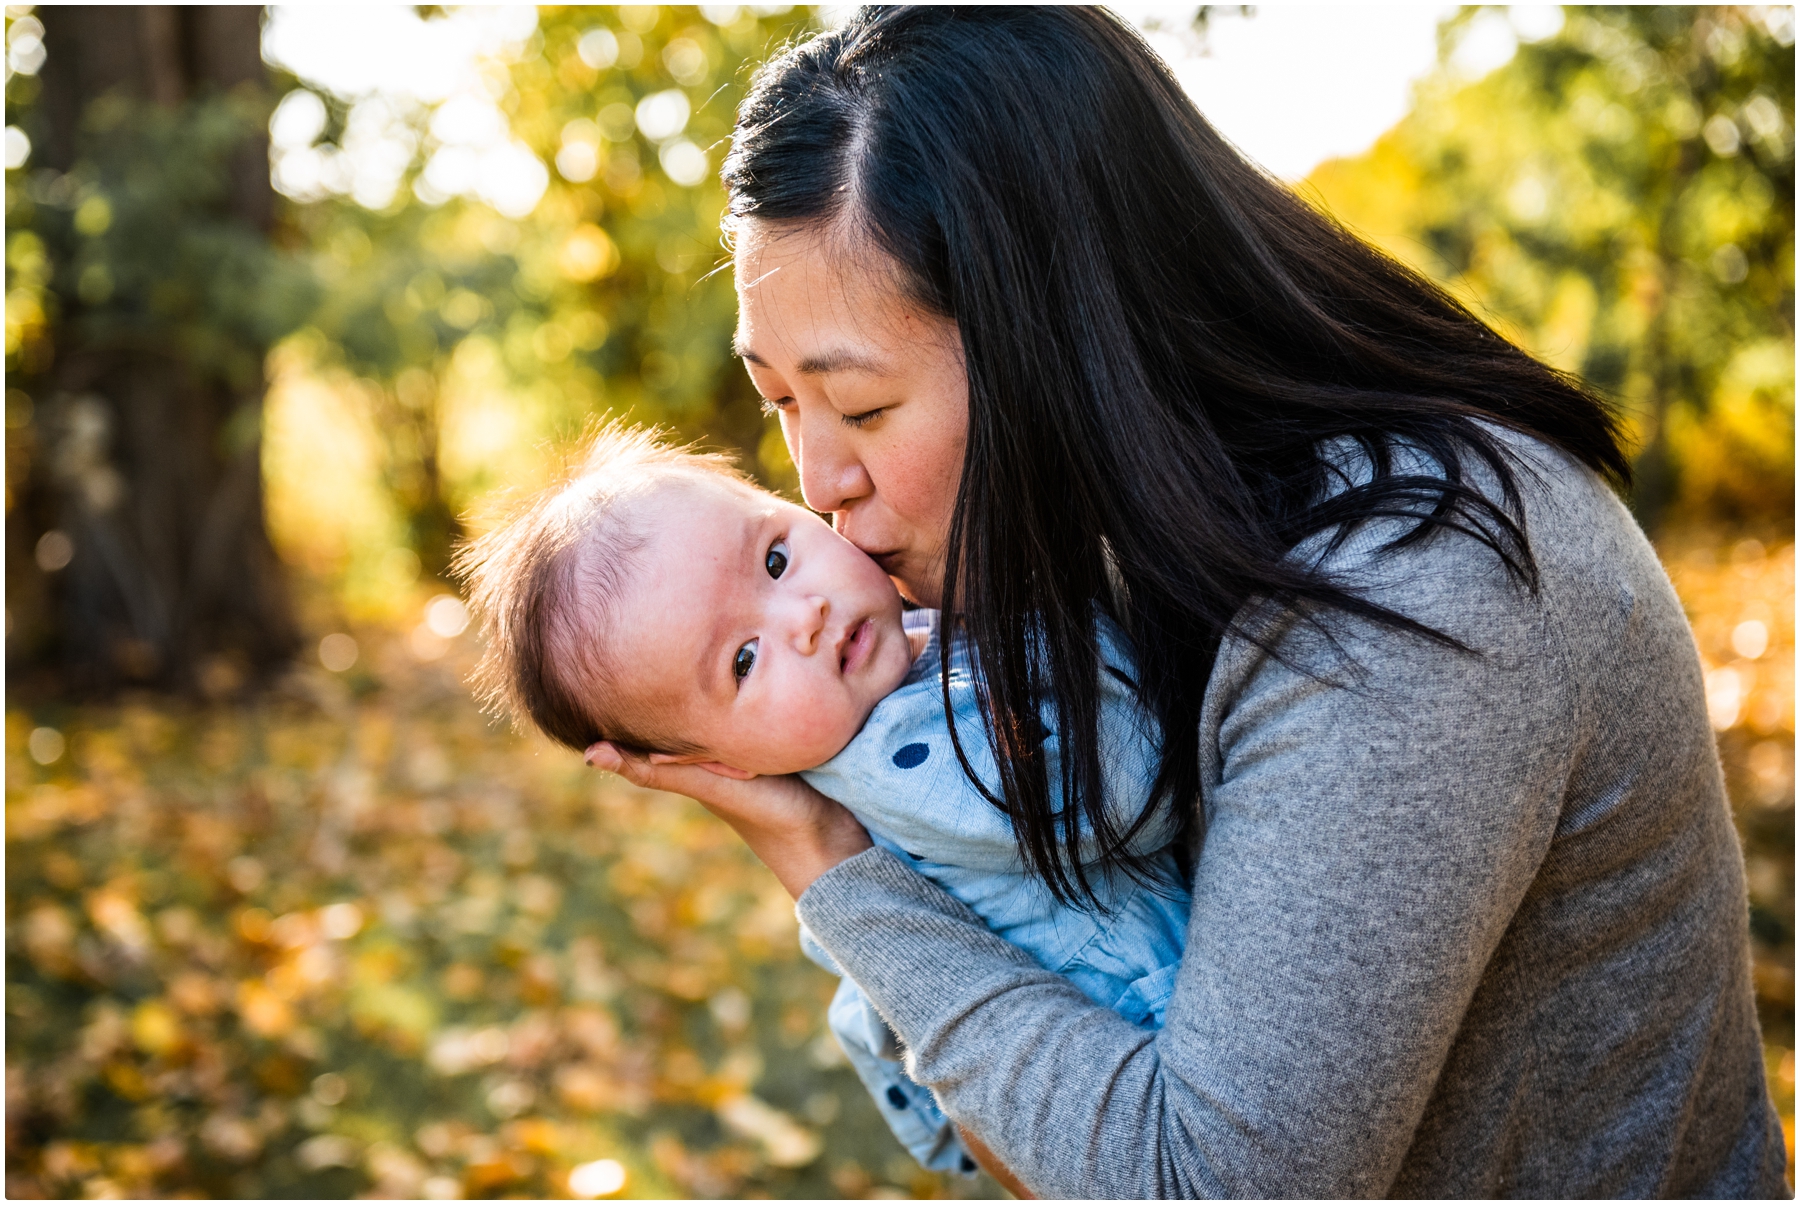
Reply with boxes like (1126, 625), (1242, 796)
(722, 7), (1629, 907)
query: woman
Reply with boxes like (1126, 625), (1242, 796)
(589, 8), (1786, 1197)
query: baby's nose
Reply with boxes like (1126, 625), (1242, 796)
(794, 594), (829, 653)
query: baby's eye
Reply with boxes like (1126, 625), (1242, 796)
(733, 639), (759, 684)
(765, 538), (790, 579)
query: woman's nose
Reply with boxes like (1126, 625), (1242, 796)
(789, 407), (873, 516)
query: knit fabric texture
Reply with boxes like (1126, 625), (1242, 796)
(796, 430), (1788, 1198)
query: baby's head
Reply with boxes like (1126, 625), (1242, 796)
(460, 424), (915, 777)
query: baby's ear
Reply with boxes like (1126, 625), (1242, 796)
(646, 751), (758, 780)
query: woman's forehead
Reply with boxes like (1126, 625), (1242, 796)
(736, 287), (949, 386)
(736, 226), (912, 339)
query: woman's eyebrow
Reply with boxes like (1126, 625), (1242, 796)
(794, 348), (889, 376)
(733, 339), (888, 377)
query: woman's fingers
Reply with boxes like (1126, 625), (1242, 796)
(585, 742), (771, 814)
(957, 1127), (1035, 1199)
(585, 741), (696, 795)
(584, 740), (629, 774)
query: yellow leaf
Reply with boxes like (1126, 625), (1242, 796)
(235, 981), (293, 1038)
(131, 1000), (182, 1057)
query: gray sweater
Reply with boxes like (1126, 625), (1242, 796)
(797, 432), (1787, 1198)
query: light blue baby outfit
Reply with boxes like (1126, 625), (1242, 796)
(798, 610), (1191, 1173)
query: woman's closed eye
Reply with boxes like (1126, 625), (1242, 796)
(765, 537), (790, 579)
(733, 638), (758, 686)
(840, 407), (883, 429)
(758, 396), (792, 416)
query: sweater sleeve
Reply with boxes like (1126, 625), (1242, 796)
(796, 518), (1582, 1198)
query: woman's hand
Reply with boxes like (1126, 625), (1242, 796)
(585, 742), (872, 900)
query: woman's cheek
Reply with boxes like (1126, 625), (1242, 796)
(887, 445), (957, 550)
(890, 403), (966, 537)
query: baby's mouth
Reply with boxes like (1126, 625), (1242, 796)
(838, 617), (873, 676)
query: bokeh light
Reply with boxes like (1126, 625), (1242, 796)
(569, 1157), (628, 1197)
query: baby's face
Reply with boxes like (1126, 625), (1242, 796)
(604, 474), (915, 776)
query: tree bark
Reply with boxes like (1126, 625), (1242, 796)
(17, 6), (297, 697)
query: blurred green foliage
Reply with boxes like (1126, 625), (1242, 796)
(5, 6), (307, 693)
(3, 14), (311, 392)
(1309, 5), (1794, 532)
(5, 89), (312, 393)
(263, 4), (804, 593)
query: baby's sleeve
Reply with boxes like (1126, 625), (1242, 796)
(824, 976), (978, 1176)
(797, 920), (841, 976)
(801, 917), (977, 1173)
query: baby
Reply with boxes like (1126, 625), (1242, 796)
(461, 426), (1191, 1174)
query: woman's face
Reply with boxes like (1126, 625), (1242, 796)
(733, 221), (968, 609)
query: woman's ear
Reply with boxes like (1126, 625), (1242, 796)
(646, 751), (759, 780)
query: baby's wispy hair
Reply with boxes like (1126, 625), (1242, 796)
(454, 419), (753, 754)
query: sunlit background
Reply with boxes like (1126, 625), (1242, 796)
(4, 5), (1793, 1199)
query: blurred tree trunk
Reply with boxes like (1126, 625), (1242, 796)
(25, 6), (297, 697)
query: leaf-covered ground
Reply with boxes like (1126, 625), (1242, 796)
(5, 539), (1792, 1199)
(4, 634), (1004, 1200)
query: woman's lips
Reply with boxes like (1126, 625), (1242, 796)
(839, 617), (874, 676)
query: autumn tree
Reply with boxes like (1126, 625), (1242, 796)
(6, 6), (313, 695)
(258, 6), (814, 588)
